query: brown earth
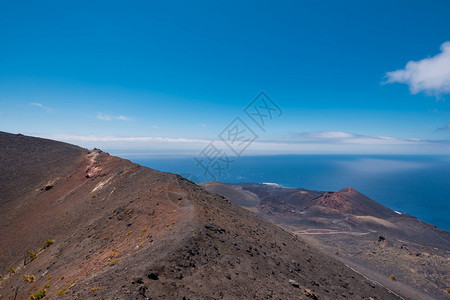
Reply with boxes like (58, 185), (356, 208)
(0, 132), (400, 299)
(201, 181), (450, 300)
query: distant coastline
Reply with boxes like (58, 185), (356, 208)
(127, 154), (450, 231)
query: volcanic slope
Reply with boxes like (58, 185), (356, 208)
(0, 132), (399, 299)
(201, 181), (450, 299)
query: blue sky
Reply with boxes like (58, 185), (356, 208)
(1, 1), (450, 155)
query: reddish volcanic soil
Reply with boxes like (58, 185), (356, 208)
(201, 181), (450, 300)
(0, 132), (399, 299)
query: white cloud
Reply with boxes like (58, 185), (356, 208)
(42, 134), (210, 154)
(116, 115), (131, 121)
(97, 113), (131, 121)
(50, 134), (209, 144)
(30, 102), (53, 113)
(301, 131), (418, 145)
(305, 131), (356, 139)
(96, 113), (112, 121)
(384, 41), (450, 96)
(33, 131), (450, 155)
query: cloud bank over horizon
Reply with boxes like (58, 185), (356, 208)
(32, 131), (450, 156)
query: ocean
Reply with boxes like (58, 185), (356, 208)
(124, 154), (450, 231)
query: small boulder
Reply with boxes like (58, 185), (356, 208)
(147, 272), (159, 280)
(289, 279), (299, 288)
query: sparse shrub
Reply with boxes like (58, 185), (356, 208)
(29, 285), (48, 300)
(108, 252), (119, 258)
(446, 287), (450, 294)
(142, 227), (147, 232)
(109, 259), (118, 266)
(9, 268), (15, 274)
(92, 194), (97, 198)
(390, 274), (396, 281)
(90, 286), (100, 293)
(23, 275), (35, 282)
(334, 250), (339, 255)
(55, 288), (69, 295)
(27, 250), (37, 262)
(55, 279), (76, 295)
(44, 239), (54, 248)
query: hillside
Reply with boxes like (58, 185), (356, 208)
(0, 132), (400, 299)
(201, 181), (450, 299)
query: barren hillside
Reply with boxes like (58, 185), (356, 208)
(201, 181), (450, 299)
(0, 132), (399, 299)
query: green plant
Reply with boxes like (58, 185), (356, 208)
(8, 268), (15, 274)
(27, 250), (37, 262)
(29, 285), (48, 300)
(44, 239), (54, 247)
(55, 288), (68, 295)
(390, 274), (396, 281)
(108, 252), (119, 258)
(446, 287), (450, 294)
(109, 259), (118, 266)
(92, 194), (97, 198)
(55, 279), (76, 295)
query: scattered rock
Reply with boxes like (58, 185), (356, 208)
(132, 277), (144, 284)
(205, 224), (226, 234)
(304, 288), (319, 299)
(42, 185), (53, 191)
(289, 279), (300, 288)
(138, 285), (147, 297)
(147, 272), (159, 280)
